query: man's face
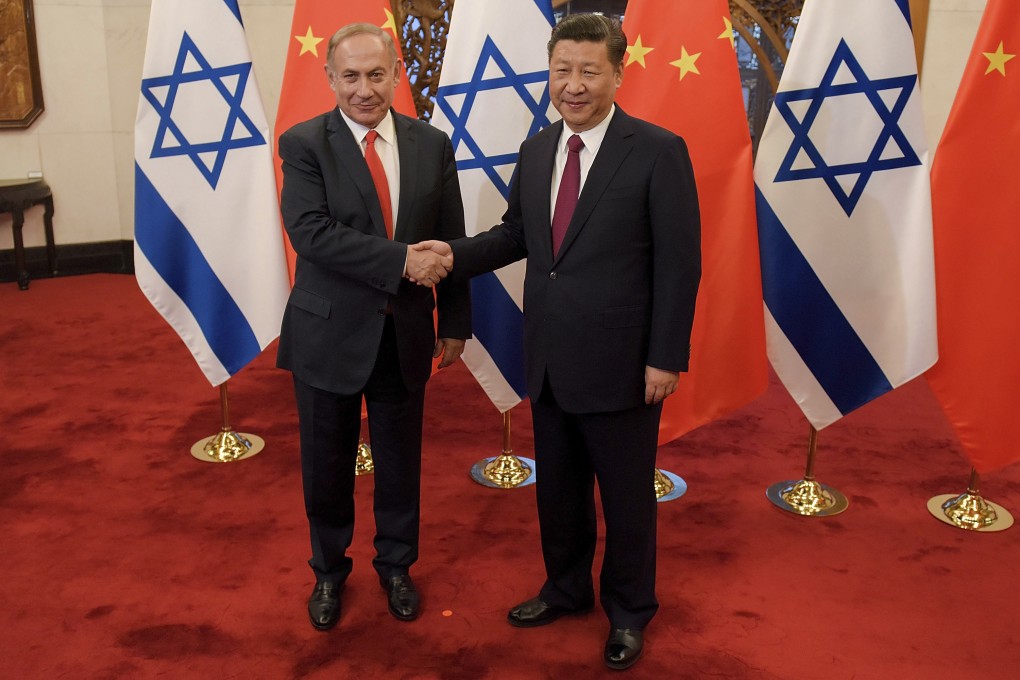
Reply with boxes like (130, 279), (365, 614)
(326, 33), (399, 128)
(548, 39), (623, 133)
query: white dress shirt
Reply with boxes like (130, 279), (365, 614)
(338, 107), (400, 231)
(549, 104), (616, 222)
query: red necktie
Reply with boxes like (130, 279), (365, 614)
(551, 134), (584, 257)
(364, 130), (393, 239)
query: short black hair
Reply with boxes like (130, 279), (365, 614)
(547, 13), (627, 66)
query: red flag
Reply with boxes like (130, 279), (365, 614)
(273, 1), (417, 280)
(617, 0), (768, 443)
(926, 0), (1020, 474)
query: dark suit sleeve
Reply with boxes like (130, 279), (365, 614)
(279, 127), (406, 295)
(433, 135), (472, 340)
(646, 135), (701, 373)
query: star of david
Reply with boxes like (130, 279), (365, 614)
(434, 36), (552, 199)
(140, 33), (265, 189)
(772, 39), (921, 216)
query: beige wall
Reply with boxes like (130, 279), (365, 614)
(0, 0), (990, 251)
(0, 0), (294, 251)
(922, 0), (987, 149)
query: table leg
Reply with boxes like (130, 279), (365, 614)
(43, 196), (57, 276)
(12, 207), (30, 290)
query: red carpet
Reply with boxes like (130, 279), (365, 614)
(2, 274), (1019, 679)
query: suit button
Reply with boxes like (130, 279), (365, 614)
(549, 272), (557, 280)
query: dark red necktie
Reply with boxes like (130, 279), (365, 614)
(364, 130), (393, 239)
(551, 134), (584, 257)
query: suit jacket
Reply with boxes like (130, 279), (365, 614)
(277, 109), (471, 395)
(452, 107), (700, 413)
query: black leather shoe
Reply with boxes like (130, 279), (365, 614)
(506, 597), (593, 628)
(307, 581), (341, 631)
(381, 574), (420, 621)
(604, 628), (643, 670)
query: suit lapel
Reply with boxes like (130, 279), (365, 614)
(554, 109), (635, 262)
(393, 112), (418, 243)
(326, 109), (388, 239)
(529, 121), (561, 262)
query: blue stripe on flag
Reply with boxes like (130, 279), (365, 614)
(532, 0), (554, 26)
(222, 0), (242, 24)
(471, 273), (527, 398)
(755, 186), (892, 415)
(134, 164), (261, 376)
(893, 0), (912, 27)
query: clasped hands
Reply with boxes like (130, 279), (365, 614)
(404, 240), (454, 288)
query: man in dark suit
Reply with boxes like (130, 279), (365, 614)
(277, 23), (470, 632)
(414, 14), (700, 670)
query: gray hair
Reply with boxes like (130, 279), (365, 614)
(326, 23), (399, 70)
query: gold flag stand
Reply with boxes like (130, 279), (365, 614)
(654, 468), (687, 502)
(190, 382), (264, 463)
(470, 410), (536, 488)
(927, 468), (1013, 532)
(355, 438), (374, 475)
(766, 426), (848, 516)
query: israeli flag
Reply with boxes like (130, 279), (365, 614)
(431, 0), (558, 412)
(134, 0), (290, 386)
(753, 0), (937, 429)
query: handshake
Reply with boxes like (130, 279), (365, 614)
(404, 240), (454, 288)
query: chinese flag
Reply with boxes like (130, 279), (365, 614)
(926, 0), (1020, 474)
(273, 1), (417, 280)
(617, 0), (768, 443)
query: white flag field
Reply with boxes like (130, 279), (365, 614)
(430, 0), (558, 412)
(134, 0), (289, 386)
(753, 0), (937, 429)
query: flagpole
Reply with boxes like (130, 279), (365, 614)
(470, 410), (536, 489)
(766, 426), (848, 516)
(355, 438), (374, 475)
(190, 382), (265, 463)
(654, 468), (687, 503)
(926, 468), (1014, 532)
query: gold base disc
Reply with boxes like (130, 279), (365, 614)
(655, 469), (688, 503)
(927, 493), (1014, 532)
(470, 455), (536, 489)
(355, 441), (374, 476)
(766, 479), (848, 517)
(190, 431), (265, 463)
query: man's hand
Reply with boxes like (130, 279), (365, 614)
(412, 240), (453, 258)
(405, 243), (453, 288)
(433, 338), (465, 368)
(409, 240), (454, 286)
(644, 366), (678, 405)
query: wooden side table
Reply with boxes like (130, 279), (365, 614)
(0, 179), (57, 290)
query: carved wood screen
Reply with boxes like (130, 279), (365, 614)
(392, 0), (453, 120)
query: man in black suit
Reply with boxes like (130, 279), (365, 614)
(414, 14), (700, 670)
(277, 23), (470, 631)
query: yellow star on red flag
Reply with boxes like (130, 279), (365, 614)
(669, 47), (702, 81)
(295, 26), (324, 57)
(382, 8), (400, 41)
(718, 17), (735, 48)
(983, 41), (1015, 76)
(626, 35), (655, 68)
